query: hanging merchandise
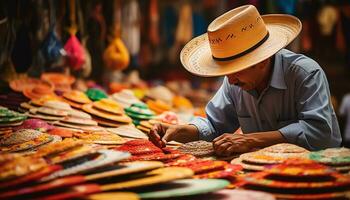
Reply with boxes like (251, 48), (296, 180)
(301, 20), (312, 52)
(76, 0), (91, 78)
(26, 0), (47, 77)
(175, 3), (193, 44)
(86, 1), (106, 84)
(41, 0), (65, 64)
(162, 5), (177, 48)
(103, 38), (129, 71)
(121, 0), (140, 56)
(318, 5), (338, 36)
(41, 31), (65, 63)
(81, 38), (92, 78)
(276, 0), (297, 15)
(103, 0), (130, 71)
(149, 0), (160, 46)
(192, 11), (207, 37)
(169, 2), (193, 64)
(64, 0), (85, 71)
(148, 0), (163, 65)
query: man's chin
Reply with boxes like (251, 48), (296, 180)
(241, 85), (254, 91)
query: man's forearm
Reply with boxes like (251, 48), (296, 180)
(248, 130), (288, 149)
(163, 124), (200, 144)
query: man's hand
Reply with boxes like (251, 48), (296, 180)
(148, 124), (199, 148)
(213, 133), (258, 156)
(213, 130), (287, 156)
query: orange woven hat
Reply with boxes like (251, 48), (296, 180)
(180, 5), (301, 77)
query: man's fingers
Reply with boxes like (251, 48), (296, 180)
(214, 142), (232, 156)
(225, 145), (238, 154)
(148, 128), (163, 148)
(148, 123), (168, 148)
(213, 135), (231, 148)
(162, 128), (176, 144)
(213, 133), (227, 142)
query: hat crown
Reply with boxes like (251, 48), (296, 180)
(207, 5), (268, 60)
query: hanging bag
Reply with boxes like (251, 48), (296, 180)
(64, 0), (85, 71)
(103, 0), (130, 71)
(41, 0), (65, 63)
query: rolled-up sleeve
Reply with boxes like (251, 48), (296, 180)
(190, 77), (240, 141)
(279, 68), (341, 150)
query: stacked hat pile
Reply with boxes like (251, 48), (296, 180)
(146, 99), (172, 114)
(73, 130), (125, 145)
(0, 153), (50, 185)
(0, 129), (53, 152)
(136, 111), (178, 134)
(18, 95), (62, 113)
(124, 103), (155, 130)
(27, 100), (101, 132)
(0, 107), (27, 132)
(241, 159), (350, 199)
(115, 139), (182, 162)
(12, 118), (63, 144)
(85, 88), (108, 101)
(62, 90), (92, 109)
(41, 73), (75, 93)
(107, 125), (149, 139)
(0, 141), (131, 199)
(172, 95), (194, 111)
(14, 119), (53, 132)
(146, 85), (174, 107)
(50, 101), (101, 131)
(0, 91), (29, 111)
(10, 77), (56, 101)
(177, 140), (215, 158)
(26, 100), (70, 122)
(231, 143), (309, 171)
(110, 89), (143, 108)
(82, 98), (132, 128)
(309, 147), (350, 174)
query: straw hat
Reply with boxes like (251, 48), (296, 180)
(180, 5), (302, 77)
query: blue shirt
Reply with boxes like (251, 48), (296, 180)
(339, 94), (350, 142)
(190, 49), (341, 150)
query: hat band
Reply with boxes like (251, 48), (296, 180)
(212, 32), (269, 61)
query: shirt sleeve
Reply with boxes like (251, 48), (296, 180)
(279, 68), (341, 150)
(190, 77), (240, 141)
(339, 94), (350, 116)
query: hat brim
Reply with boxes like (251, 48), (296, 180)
(180, 14), (302, 77)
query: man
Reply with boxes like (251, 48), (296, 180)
(340, 93), (350, 147)
(149, 5), (342, 156)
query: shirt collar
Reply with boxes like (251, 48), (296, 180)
(269, 51), (287, 90)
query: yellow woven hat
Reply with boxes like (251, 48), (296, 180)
(180, 5), (301, 77)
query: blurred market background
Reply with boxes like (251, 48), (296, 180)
(0, 0), (350, 145)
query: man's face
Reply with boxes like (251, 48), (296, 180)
(227, 58), (271, 91)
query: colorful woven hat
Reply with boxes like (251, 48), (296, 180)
(23, 85), (56, 100)
(82, 104), (132, 123)
(43, 100), (72, 111)
(93, 99), (124, 115)
(63, 90), (92, 104)
(111, 89), (142, 108)
(41, 73), (75, 86)
(180, 5), (301, 77)
(86, 88), (108, 101)
(10, 77), (54, 93)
